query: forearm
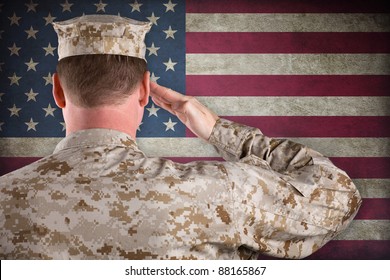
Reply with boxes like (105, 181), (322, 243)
(210, 118), (362, 258)
(209, 118), (315, 173)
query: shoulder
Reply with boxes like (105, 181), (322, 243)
(0, 154), (68, 186)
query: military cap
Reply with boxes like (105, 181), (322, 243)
(52, 14), (152, 61)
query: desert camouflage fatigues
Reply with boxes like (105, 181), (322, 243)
(0, 119), (361, 259)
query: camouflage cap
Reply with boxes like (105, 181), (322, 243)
(52, 14), (152, 61)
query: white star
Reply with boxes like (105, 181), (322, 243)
(25, 26), (38, 39)
(146, 103), (160, 117)
(8, 104), (22, 117)
(8, 13), (21, 26)
(8, 43), (21, 56)
(163, 118), (177, 131)
(25, 118), (38, 131)
(163, 58), (177, 71)
(61, 0), (73, 12)
(129, 0), (142, 12)
(43, 103), (57, 117)
(163, 26), (177, 39)
(147, 12), (160, 26)
(150, 72), (160, 83)
(0, 92), (4, 102)
(60, 122), (66, 131)
(43, 72), (53, 86)
(8, 73), (21, 86)
(0, 122), (4, 132)
(137, 121), (143, 132)
(43, 13), (57, 26)
(147, 42), (160, 56)
(25, 58), (39, 71)
(25, 89), (39, 102)
(43, 43), (56, 56)
(25, 1), (38, 13)
(163, 0), (177, 12)
(94, 0), (107, 12)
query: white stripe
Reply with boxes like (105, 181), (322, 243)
(289, 137), (389, 158)
(353, 179), (390, 199)
(196, 96), (390, 116)
(1, 137), (388, 158)
(186, 54), (390, 75)
(186, 13), (390, 32)
(335, 220), (389, 240)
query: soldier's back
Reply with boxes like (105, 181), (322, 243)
(0, 129), (242, 259)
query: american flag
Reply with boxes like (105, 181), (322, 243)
(0, 0), (389, 259)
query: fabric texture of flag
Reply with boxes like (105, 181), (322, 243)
(0, 0), (389, 259)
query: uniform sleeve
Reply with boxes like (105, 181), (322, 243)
(208, 118), (362, 259)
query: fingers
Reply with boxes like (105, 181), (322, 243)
(149, 82), (218, 140)
(150, 81), (186, 103)
(151, 95), (175, 116)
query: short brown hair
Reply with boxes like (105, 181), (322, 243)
(56, 54), (147, 107)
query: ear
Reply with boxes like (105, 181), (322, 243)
(52, 73), (66, 109)
(138, 71), (150, 107)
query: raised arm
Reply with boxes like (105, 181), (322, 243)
(150, 82), (362, 258)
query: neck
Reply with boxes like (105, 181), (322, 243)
(64, 104), (140, 139)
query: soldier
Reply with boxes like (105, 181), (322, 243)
(0, 15), (361, 259)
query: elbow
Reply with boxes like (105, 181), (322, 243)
(338, 188), (362, 231)
(332, 171), (363, 232)
(320, 168), (363, 233)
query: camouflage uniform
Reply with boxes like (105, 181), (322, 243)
(0, 119), (361, 259)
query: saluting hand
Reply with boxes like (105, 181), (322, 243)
(150, 82), (219, 141)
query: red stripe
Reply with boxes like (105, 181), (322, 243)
(187, 32), (390, 54)
(257, 240), (390, 259)
(186, 75), (390, 97)
(355, 199), (390, 220)
(167, 157), (390, 179)
(186, 116), (390, 138)
(2, 157), (389, 179)
(0, 157), (40, 176)
(186, 0), (390, 13)
(1, 158), (387, 219)
(330, 158), (390, 179)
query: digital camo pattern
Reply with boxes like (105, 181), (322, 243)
(0, 119), (362, 259)
(52, 15), (152, 61)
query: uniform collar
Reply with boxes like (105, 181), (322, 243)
(53, 128), (140, 154)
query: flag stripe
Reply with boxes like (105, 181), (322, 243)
(353, 179), (390, 199)
(284, 241), (390, 259)
(2, 157), (389, 181)
(1, 137), (389, 158)
(1, 158), (388, 199)
(187, 32), (390, 54)
(186, 13), (390, 32)
(330, 158), (390, 179)
(187, 54), (390, 75)
(186, 75), (390, 97)
(168, 157), (390, 179)
(355, 199), (390, 220)
(0, 157), (40, 177)
(186, 0), (390, 14)
(262, 241), (390, 259)
(335, 220), (389, 240)
(186, 116), (390, 138)
(195, 96), (390, 116)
